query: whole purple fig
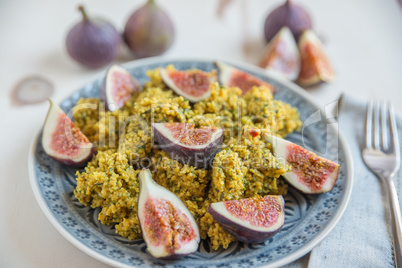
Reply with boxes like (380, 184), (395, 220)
(66, 6), (120, 68)
(264, 0), (312, 42)
(123, 0), (175, 58)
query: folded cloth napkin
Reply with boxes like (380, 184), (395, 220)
(283, 94), (402, 268)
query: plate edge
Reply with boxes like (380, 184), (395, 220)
(28, 133), (133, 268)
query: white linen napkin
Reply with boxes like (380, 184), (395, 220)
(283, 94), (401, 268)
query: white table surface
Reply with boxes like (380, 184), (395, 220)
(1, 0), (402, 267)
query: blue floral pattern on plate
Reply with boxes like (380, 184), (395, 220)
(29, 59), (352, 268)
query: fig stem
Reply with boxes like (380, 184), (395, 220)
(78, 5), (88, 21)
(147, 0), (156, 5)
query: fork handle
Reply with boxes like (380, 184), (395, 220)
(384, 175), (402, 268)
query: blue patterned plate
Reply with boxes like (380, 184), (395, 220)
(28, 58), (353, 268)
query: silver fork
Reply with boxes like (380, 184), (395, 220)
(363, 100), (402, 267)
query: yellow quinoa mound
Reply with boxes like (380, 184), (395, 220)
(73, 66), (302, 250)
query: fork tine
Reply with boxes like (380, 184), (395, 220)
(373, 100), (381, 149)
(381, 100), (389, 150)
(389, 103), (400, 161)
(366, 100), (373, 149)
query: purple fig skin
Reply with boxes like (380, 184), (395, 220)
(66, 6), (120, 68)
(99, 64), (140, 111)
(208, 202), (284, 244)
(123, 0), (175, 58)
(152, 123), (223, 169)
(264, 0), (312, 42)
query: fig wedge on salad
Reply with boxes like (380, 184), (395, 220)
(208, 195), (285, 244)
(137, 169), (200, 259)
(152, 123), (223, 169)
(100, 64), (140, 111)
(160, 68), (217, 103)
(42, 99), (95, 167)
(263, 133), (340, 194)
(215, 61), (276, 94)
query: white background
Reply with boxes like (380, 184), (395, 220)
(1, 0), (402, 267)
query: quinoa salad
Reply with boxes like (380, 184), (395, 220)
(72, 65), (302, 250)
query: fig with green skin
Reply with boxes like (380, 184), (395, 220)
(137, 169), (200, 259)
(123, 0), (175, 58)
(259, 27), (301, 81)
(263, 133), (340, 194)
(297, 30), (335, 86)
(152, 123), (223, 169)
(215, 61), (276, 95)
(42, 99), (95, 167)
(208, 195), (285, 243)
(100, 64), (140, 111)
(160, 68), (217, 103)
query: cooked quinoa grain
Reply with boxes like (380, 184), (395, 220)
(74, 66), (302, 250)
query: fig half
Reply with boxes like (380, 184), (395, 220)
(208, 195), (285, 243)
(100, 64), (140, 111)
(152, 123), (223, 169)
(263, 134), (340, 194)
(137, 169), (200, 259)
(42, 99), (95, 167)
(215, 61), (276, 94)
(259, 27), (301, 81)
(160, 68), (217, 102)
(297, 30), (335, 86)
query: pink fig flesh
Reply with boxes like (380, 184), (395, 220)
(100, 64), (139, 111)
(263, 133), (340, 194)
(215, 61), (276, 95)
(160, 68), (217, 102)
(297, 30), (335, 86)
(152, 123), (223, 169)
(42, 99), (95, 167)
(137, 169), (200, 259)
(259, 27), (301, 81)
